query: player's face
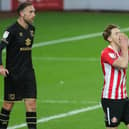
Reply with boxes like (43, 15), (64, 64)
(110, 28), (121, 45)
(22, 5), (36, 24)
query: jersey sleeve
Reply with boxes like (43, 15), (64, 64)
(0, 42), (7, 65)
(1, 28), (13, 45)
(0, 28), (13, 65)
(101, 50), (118, 65)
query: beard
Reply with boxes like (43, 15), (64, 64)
(23, 17), (33, 25)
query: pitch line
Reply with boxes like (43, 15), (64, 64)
(33, 32), (102, 48)
(33, 27), (129, 48)
(8, 104), (101, 129)
(0, 99), (99, 105)
(32, 57), (99, 62)
(39, 100), (99, 104)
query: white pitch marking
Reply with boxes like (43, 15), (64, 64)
(8, 104), (101, 129)
(33, 27), (129, 48)
(33, 32), (102, 48)
(0, 99), (99, 105)
(38, 100), (99, 104)
(32, 57), (99, 62)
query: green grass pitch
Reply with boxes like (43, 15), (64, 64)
(0, 11), (129, 129)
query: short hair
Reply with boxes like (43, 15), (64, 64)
(17, 2), (33, 16)
(103, 24), (118, 42)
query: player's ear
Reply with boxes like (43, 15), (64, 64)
(19, 11), (24, 17)
(107, 36), (112, 42)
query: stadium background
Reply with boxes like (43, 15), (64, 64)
(0, 0), (129, 129)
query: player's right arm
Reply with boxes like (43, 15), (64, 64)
(0, 42), (9, 76)
(112, 33), (128, 69)
(0, 30), (11, 77)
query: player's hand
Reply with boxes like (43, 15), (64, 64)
(0, 65), (9, 77)
(119, 33), (128, 49)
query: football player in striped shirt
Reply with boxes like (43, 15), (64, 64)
(101, 24), (129, 129)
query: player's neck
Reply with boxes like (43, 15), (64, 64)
(109, 42), (120, 52)
(17, 17), (28, 29)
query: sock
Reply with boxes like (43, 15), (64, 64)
(0, 108), (10, 129)
(26, 112), (37, 129)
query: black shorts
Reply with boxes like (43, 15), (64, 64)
(101, 98), (129, 127)
(4, 69), (37, 101)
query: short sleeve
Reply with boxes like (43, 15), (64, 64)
(1, 29), (13, 45)
(101, 50), (118, 65)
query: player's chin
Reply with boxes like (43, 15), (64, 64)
(28, 19), (34, 24)
(28, 21), (33, 25)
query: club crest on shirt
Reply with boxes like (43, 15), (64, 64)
(108, 53), (116, 59)
(25, 38), (31, 46)
(3, 31), (9, 39)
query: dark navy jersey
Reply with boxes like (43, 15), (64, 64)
(1, 22), (35, 76)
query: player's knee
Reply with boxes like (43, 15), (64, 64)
(29, 101), (36, 109)
(27, 104), (36, 112)
(3, 101), (14, 110)
(25, 99), (36, 112)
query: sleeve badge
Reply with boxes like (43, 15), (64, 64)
(108, 53), (117, 59)
(3, 31), (10, 39)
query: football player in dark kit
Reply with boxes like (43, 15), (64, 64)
(0, 2), (37, 129)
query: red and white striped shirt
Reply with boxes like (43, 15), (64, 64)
(101, 46), (127, 100)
